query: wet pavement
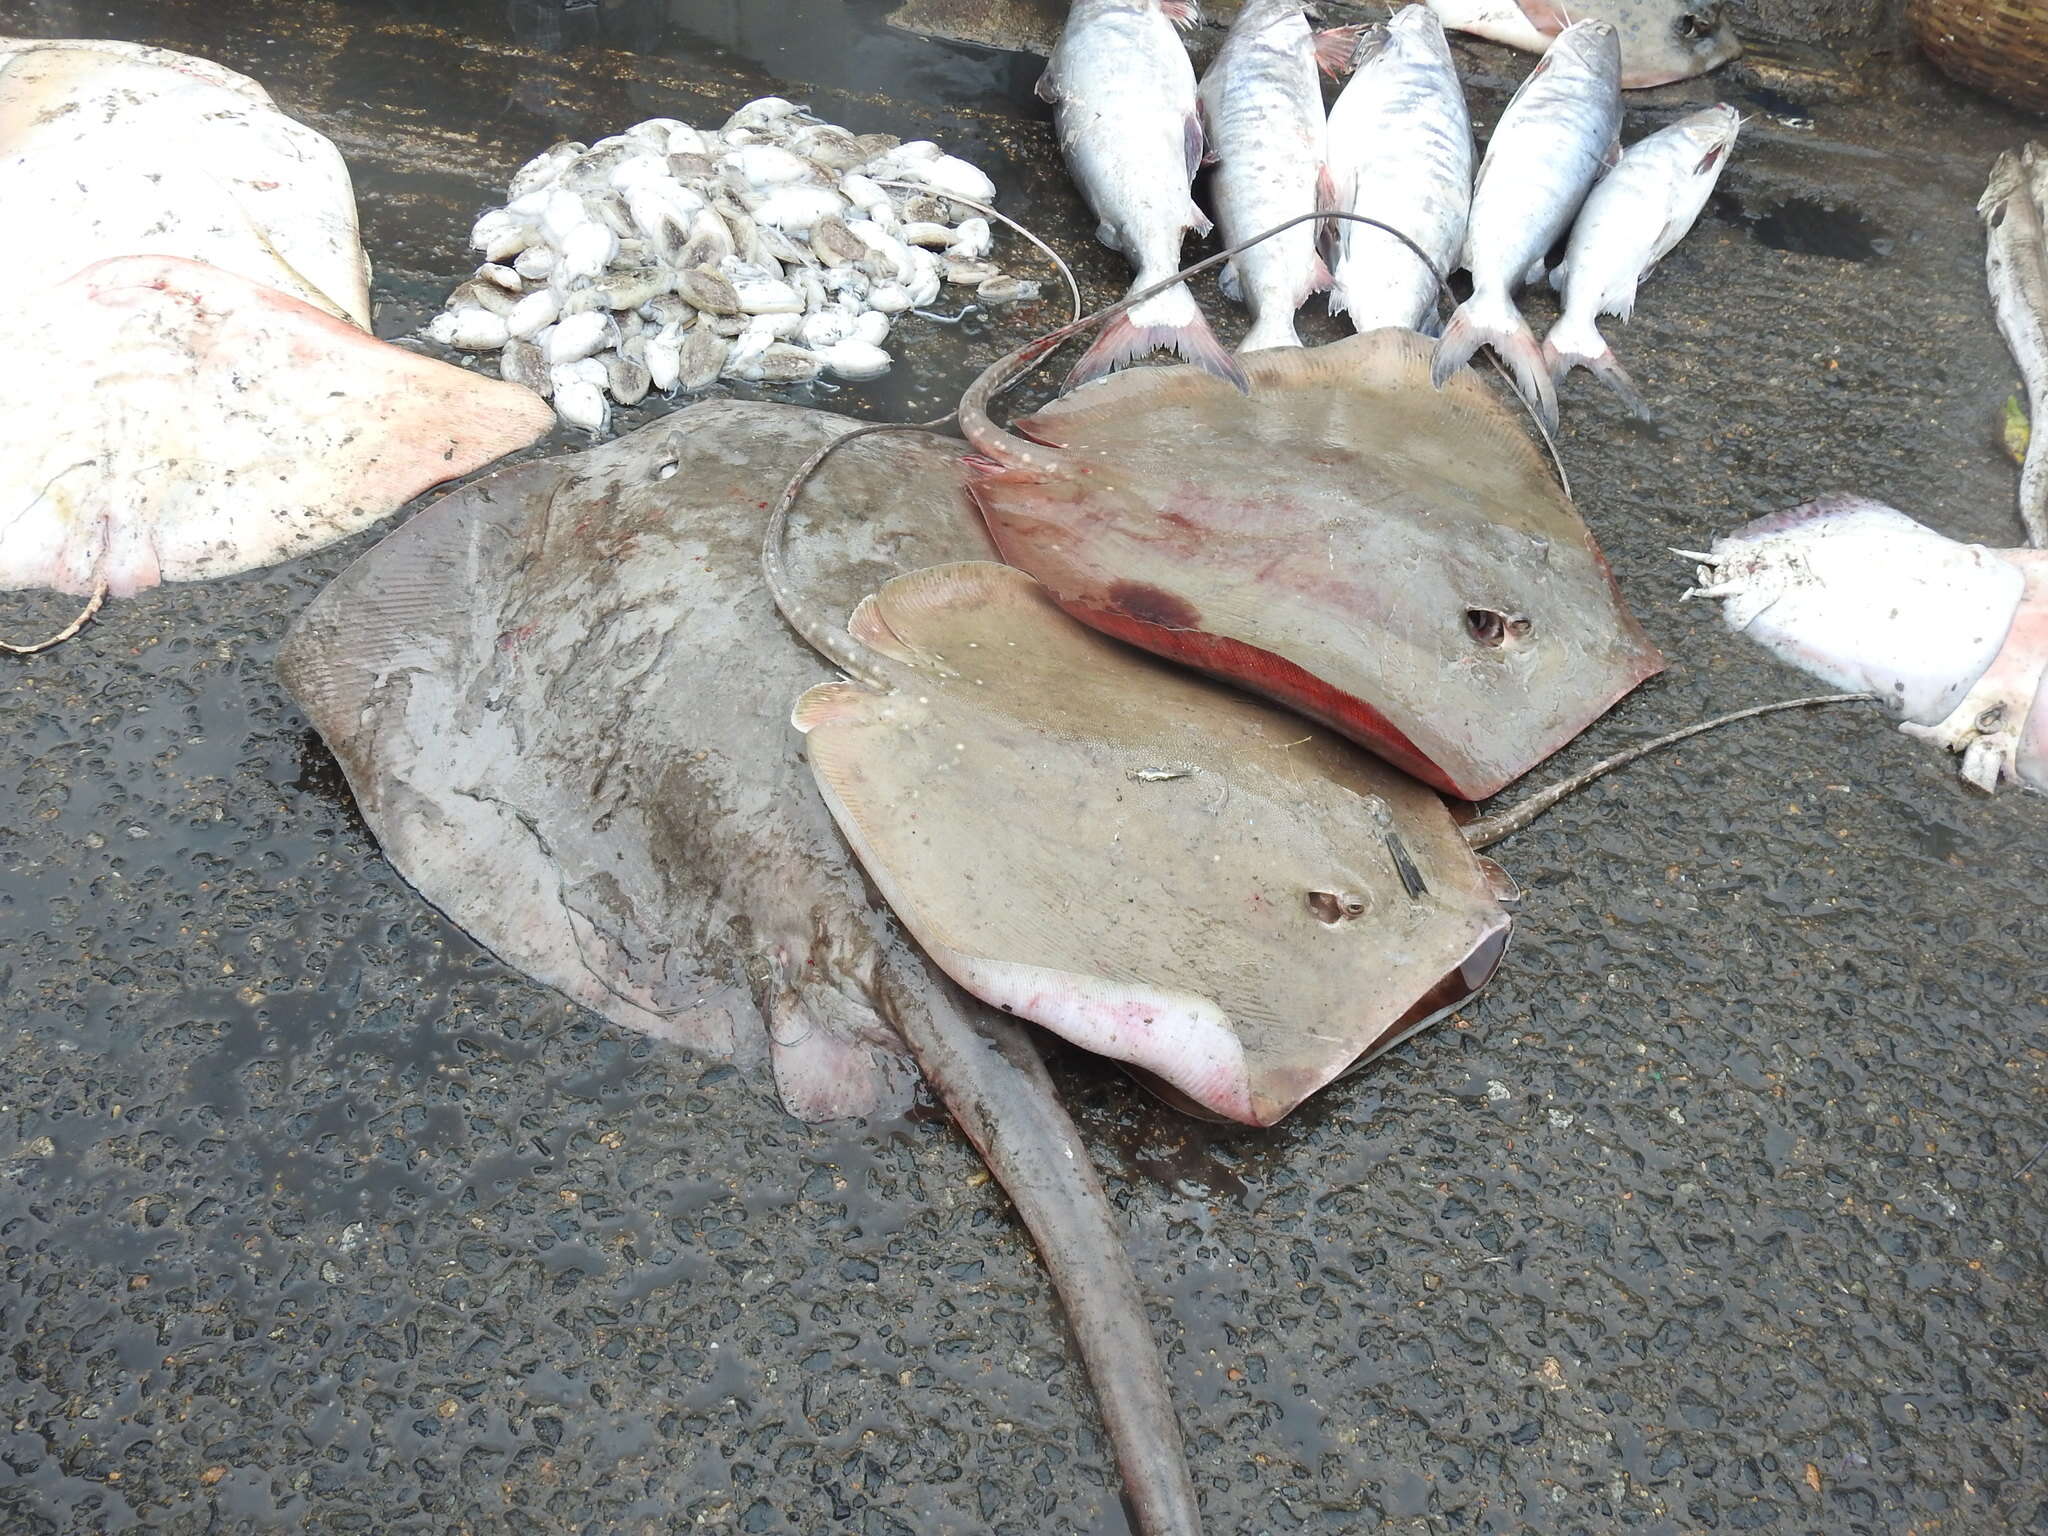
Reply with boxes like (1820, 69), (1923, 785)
(3, 2), (2046, 1532)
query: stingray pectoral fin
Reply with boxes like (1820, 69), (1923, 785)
(12, 255), (554, 594)
(1513, 0), (1572, 38)
(972, 332), (1663, 800)
(791, 679), (876, 731)
(798, 558), (1518, 1126)
(876, 965), (1203, 1536)
(765, 978), (909, 1122)
(279, 457), (574, 809)
(943, 951), (1256, 1125)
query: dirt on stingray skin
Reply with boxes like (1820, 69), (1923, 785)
(0, 0), (2044, 1533)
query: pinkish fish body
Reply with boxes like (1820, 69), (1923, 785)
(1424, 0), (1741, 88)
(1686, 496), (2048, 794)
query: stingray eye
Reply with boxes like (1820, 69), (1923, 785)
(653, 459), (680, 481)
(1307, 890), (1368, 925)
(1465, 608), (1507, 646)
(1677, 11), (1710, 37)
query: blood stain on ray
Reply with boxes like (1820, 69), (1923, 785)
(1107, 580), (1201, 630)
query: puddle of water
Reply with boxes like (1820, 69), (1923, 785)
(391, 0), (1047, 115)
(1713, 188), (1894, 261)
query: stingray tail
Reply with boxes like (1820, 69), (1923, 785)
(1543, 310), (1650, 418)
(1431, 286), (1559, 433)
(1066, 278), (1249, 392)
(876, 967), (1203, 1536)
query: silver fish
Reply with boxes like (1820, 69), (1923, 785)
(1432, 18), (1621, 432)
(1545, 102), (1739, 414)
(1197, 0), (1345, 352)
(1325, 6), (1472, 335)
(1424, 0), (1740, 88)
(1981, 144), (2048, 547)
(1039, 0), (1246, 388)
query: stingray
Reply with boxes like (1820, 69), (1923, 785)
(777, 548), (1857, 1128)
(0, 37), (372, 326)
(0, 254), (551, 644)
(791, 557), (1521, 1124)
(276, 401), (1205, 1536)
(957, 327), (1667, 801)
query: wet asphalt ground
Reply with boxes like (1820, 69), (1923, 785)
(3, 1), (2046, 1532)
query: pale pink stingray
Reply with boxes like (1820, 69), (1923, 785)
(0, 37), (372, 327)
(0, 255), (552, 603)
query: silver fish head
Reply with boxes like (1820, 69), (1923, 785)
(1671, 100), (1743, 171)
(1614, 0), (1742, 88)
(1545, 17), (1624, 83)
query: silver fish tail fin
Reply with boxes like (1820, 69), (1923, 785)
(1432, 288), (1559, 432)
(1065, 280), (1249, 393)
(1543, 311), (1649, 418)
(1239, 310), (1304, 353)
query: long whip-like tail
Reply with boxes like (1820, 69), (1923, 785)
(2, 579), (108, 655)
(877, 965), (1205, 1536)
(1462, 693), (1875, 849)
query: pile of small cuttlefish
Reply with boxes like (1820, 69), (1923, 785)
(428, 98), (1041, 433)
(1050, 0), (1740, 431)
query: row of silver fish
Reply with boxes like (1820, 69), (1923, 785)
(428, 100), (1036, 434)
(1052, 3), (1735, 429)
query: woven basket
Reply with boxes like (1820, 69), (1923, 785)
(1912, 0), (2048, 112)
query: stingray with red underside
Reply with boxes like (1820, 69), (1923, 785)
(963, 329), (1665, 801)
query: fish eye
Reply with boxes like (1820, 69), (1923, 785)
(1677, 12), (1711, 37)
(653, 459), (679, 480)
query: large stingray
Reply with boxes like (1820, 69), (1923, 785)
(0, 255), (551, 607)
(958, 328), (1667, 801)
(784, 556), (1517, 1128)
(0, 36), (372, 325)
(276, 401), (1205, 1536)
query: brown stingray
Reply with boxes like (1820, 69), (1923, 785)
(959, 328), (1666, 801)
(791, 560), (1517, 1128)
(278, 402), (1204, 1536)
